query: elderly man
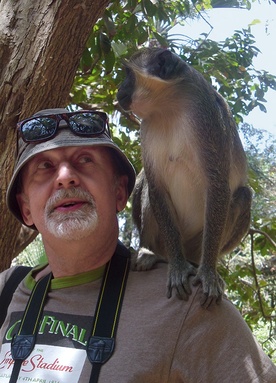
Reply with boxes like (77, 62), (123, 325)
(0, 108), (275, 383)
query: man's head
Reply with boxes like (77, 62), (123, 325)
(6, 108), (136, 232)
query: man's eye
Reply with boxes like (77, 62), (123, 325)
(79, 156), (93, 163)
(37, 161), (53, 169)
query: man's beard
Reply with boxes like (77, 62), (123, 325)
(44, 188), (98, 240)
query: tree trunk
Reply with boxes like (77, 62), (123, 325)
(0, 0), (110, 271)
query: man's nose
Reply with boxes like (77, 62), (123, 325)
(55, 162), (80, 188)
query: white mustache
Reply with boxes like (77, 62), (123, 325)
(45, 188), (96, 215)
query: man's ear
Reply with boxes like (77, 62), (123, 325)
(115, 175), (129, 212)
(16, 193), (34, 226)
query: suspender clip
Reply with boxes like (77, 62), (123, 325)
(11, 334), (36, 360)
(87, 336), (115, 364)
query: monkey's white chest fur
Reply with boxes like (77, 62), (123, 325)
(141, 118), (206, 237)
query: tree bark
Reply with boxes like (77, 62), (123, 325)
(0, 0), (110, 271)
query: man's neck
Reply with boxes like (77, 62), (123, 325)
(40, 234), (117, 279)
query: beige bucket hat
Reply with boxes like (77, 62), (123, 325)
(6, 108), (136, 228)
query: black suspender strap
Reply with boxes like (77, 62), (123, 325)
(87, 243), (131, 383)
(9, 272), (52, 383)
(0, 266), (32, 328)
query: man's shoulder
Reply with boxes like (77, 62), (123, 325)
(127, 261), (174, 299)
(0, 266), (20, 293)
(128, 261), (169, 284)
(126, 261), (206, 321)
(126, 261), (247, 326)
(0, 265), (32, 299)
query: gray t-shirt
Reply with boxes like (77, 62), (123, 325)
(0, 262), (275, 382)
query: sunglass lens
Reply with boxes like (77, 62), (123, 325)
(21, 117), (57, 142)
(69, 113), (105, 135)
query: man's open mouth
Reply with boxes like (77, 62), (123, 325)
(55, 200), (87, 212)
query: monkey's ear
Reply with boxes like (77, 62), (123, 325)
(148, 49), (185, 80)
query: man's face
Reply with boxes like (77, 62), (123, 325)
(16, 146), (128, 241)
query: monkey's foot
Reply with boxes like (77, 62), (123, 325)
(192, 265), (225, 309)
(131, 247), (161, 271)
(167, 260), (197, 301)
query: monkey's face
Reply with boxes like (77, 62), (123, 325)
(117, 48), (195, 117)
(117, 49), (182, 110)
(117, 49), (195, 121)
(117, 66), (136, 111)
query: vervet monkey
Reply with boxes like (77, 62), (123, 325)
(117, 48), (252, 308)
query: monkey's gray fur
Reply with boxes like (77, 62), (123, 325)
(117, 48), (252, 308)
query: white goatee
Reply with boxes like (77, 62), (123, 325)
(44, 188), (98, 240)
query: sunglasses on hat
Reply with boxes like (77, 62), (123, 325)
(17, 110), (111, 143)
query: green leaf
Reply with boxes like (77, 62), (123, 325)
(142, 0), (157, 17)
(104, 49), (115, 74)
(100, 32), (111, 54)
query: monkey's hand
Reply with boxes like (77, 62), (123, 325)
(167, 259), (197, 301)
(131, 247), (161, 271)
(192, 265), (225, 309)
